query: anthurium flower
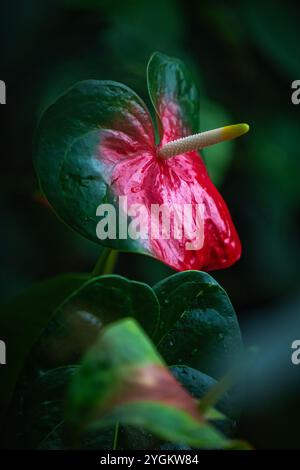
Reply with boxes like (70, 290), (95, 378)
(35, 52), (249, 271)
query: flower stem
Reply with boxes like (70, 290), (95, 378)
(199, 346), (257, 413)
(92, 248), (118, 277)
(158, 123), (249, 159)
(113, 422), (119, 450)
(198, 367), (237, 413)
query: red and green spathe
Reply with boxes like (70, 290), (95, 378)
(35, 52), (249, 272)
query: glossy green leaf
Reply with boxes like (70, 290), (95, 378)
(0, 273), (89, 417)
(68, 318), (233, 449)
(153, 271), (243, 379)
(34, 79), (154, 254)
(32, 275), (160, 369)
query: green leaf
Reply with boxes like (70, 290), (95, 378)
(68, 318), (232, 449)
(153, 271), (243, 379)
(147, 51), (200, 139)
(0, 273), (89, 417)
(33, 275), (160, 369)
(34, 79), (154, 254)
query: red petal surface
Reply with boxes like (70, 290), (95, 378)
(99, 96), (241, 271)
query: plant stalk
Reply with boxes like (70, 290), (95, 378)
(92, 248), (118, 277)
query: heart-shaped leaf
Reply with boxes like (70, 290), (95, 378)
(34, 52), (241, 272)
(67, 318), (238, 449)
(33, 275), (160, 369)
(153, 271), (243, 379)
(34, 79), (155, 254)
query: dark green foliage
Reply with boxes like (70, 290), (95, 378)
(154, 271), (242, 379)
(0, 270), (244, 449)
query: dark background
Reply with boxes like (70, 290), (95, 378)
(1, 0), (300, 448)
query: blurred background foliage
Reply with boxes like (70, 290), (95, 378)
(0, 0), (300, 448)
